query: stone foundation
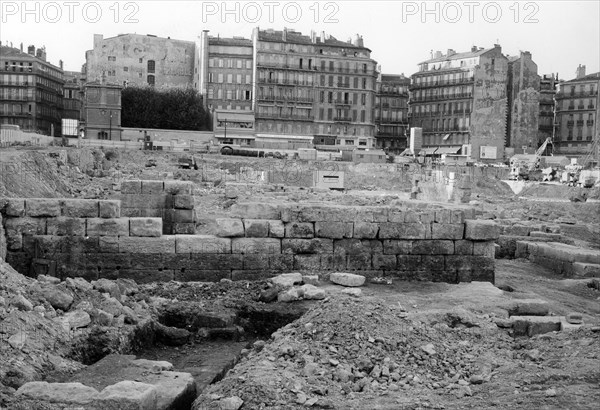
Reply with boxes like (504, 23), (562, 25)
(1, 187), (499, 284)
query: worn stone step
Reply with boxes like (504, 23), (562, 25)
(573, 262), (600, 278)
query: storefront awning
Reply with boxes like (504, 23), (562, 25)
(419, 147), (438, 155)
(436, 146), (462, 154)
(216, 113), (255, 122)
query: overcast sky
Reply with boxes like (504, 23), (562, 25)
(2, 0), (599, 80)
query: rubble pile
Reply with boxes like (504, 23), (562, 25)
(193, 296), (512, 409)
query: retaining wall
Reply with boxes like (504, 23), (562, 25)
(1, 193), (499, 284)
(515, 241), (600, 277)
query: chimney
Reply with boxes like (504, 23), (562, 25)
(310, 30), (316, 44)
(36, 48), (43, 58)
(355, 35), (363, 48)
(447, 49), (455, 56)
(28, 45), (35, 55)
(434, 51), (442, 59)
(321, 31), (326, 43)
(576, 64), (586, 79)
(20, 43), (23, 52)
(282, 27), (287, 42)
(471, 45), (478, 52)
(59, 60), (63, 70)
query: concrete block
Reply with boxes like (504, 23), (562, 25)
(99, 236), (119, 253)
(215, 218), (245, 237)
(232, 238), (281, 254)
(434, 209), (452, 224)
(60, 199), (99, 218)
(130, 218), (162, 237)
(99, 200), (121, 218)
(285, 222), (314, 238)
(473, 241), (496, 258)
(372, 254), (397, 270)
(411, 240), (454, 255)
(347, 254), (372, 270)
(230, 202), (281, 220)
(176, 235), (231, 254)
(120, 180), (142, 194)
(315, 221), (353, 239)
(26, 198), (61, 217)
(141, 180), (164, 194)
(382, 240), (413, 255)
(269, 254), (294, 271)
(281, 238), (334, 254)
(379, 223), (430, 240)
(4, 198), (25, 216)
(353, 222), (379, 239)
(293, 254), (321, 271)
(512, 316), (561, 337)
(268, 220), (285, 238)
(431, 223), (464, 240)
(173, 195), (194, 210)
(454, 240), (474, 255)
(119, 236), (176, 254)
(243, 254), (270, 270)
(87, 218), (129, 237)
(244, 219), (270, 238)
(164, 180), (193, 195)
(464, 220), (501, 241)
(164, 209), (194, 224)
(47, 217), (86, 236)
(189, 254), (242, 270)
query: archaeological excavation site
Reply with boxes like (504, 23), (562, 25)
(0, 147), (599, 410)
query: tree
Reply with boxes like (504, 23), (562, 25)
(121, 87), (211, 130)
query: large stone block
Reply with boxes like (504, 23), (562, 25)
(173, 195), (194, 210)
(293, 254), (321, 270)
(269, 254), (295, 271)
(15, 381), (99, 406)
(244, 219), (270, 238)
(172, 223), (196, 235)
(454, 240), (474, 255)
(120, 180), (142, 194)
(164, 209), (194, 224)
(334, 239), (382, 255)
(396, 255), (422, 271)
(130, 218), (162, 237)
(141, 180), (164, 194)
(353, 222), (379, 239)
(355, 207), (389, 223)
(87, 218), (129, 237)
(473, 241), (496, 258)
(434, 209), (452, 224)
(512, 316), (561, 337)
(47, 217), (86, 236)
(431, 223), (464, 240)
(243, 254), (270, 270)
(421, 255), (446, 272)
(503, 224), (532, 236)
(176, 235), (231, 254)
(230, 202), (281, 220)
(232, 238), (281, 254)
(189, 254), (242, 270)
(315, 221), (353, 239)
(330, 272), (366, 287)
(379, 223), (430, 240)
(99, 200), (121, 218)
(26, 198), (61, 217)
(27, 235), (100, 255)
(285, 222), (314, 238)
(372, 254), (397, 270)
(4, 198), (25, 216)
(268, 220), (285, 238)
(383, 240), (413, 255)
(450, 210), (466, 224)
(119, 237), (176, 254)
(60, 199), (99, 218)
(93, 380), (157, 410)
(411, 240), (454, 255)
(282, 238), (334, 254)
(215, 218), (245, 237)
(464, 220), (501, 241)
(387, 209), (405, 223)
(164, 180), (193, 195)
(347, 253), (372, 270)
(5, 217), (46, 250)
(121, 194), (173, 210)
(320, 254), (347, 271)
(99, 236), (119, 253)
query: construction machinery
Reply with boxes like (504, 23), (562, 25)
(509, 138), (552, 180)
(561, 138), (600, 187)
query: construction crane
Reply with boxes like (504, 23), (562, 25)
(509, 138), (552, 180)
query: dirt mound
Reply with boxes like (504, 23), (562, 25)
(519, 183), (600, 200)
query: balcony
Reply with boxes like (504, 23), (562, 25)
(409, 77), (475, 90)
(540, 111), (554, 117)
(255, 113), (314, 121)
(576, 120), (584, 126)
(567, 120), (574, 126)
(587, 120), (594, 126)
(410, 93), (473, 103)
(568, 106), (575, 110)
(589, 105), (596, 109)
(333, 116), (353, 123)
(334, 100), (351, 107)
(337, 82), (350, 88)
(555, 89), (599, 99)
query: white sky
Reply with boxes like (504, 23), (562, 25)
(1, 0), (599, 80)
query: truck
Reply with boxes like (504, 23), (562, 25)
(177, 154), (198, 170)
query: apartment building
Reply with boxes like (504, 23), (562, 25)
(374, 73), (410, 152)
(538, 73), (558, 153)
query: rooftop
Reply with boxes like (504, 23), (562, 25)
(209, 36), (252, 47)
(561, 72), (600, 84)
(257, 29), (370, 51)
(418, 46), (494, 64)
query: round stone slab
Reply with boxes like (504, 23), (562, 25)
(330, 272), (366, 287)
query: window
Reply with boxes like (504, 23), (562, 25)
(108, 56), (116, 61)
(361, 94), (366, 105)
(227, 74), (233, 83)
(320, 91), (325, 103)
(147, 75), (155, 85)
(218, 73), (223, 83)
(327, 108), (333, 120)
(139, 58), (143, 63)
(245, 91), (251, 100)
(328, 76), (333, 86)
(345, 139), (354, 145)
(147, 60), (155, 73)
(360, 110), (365, 122)
(226, 90), (232, 100)
(236, 60), (242, 69)
(208, 88), (214, 99)
(209, 58), (215, 68)
(236, 74), (241, 83)
(123, 66), (128, 72)
(246, 74), (251, 84)
(299, 58), (303, 69)
(319, 108), (324, 120)
(328, 92), (333, 103)
(362, 78), (366, 89)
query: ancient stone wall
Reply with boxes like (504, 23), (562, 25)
(1, 193), (499, 284)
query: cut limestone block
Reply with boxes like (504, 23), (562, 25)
(176, 235), (231, 254)
(130, 218), (163, 237)
(353, 222), (379, 239)
(378, 223), (430, 240)
(330, 272), (366, 287)
(243, 219), (270, 238)
(87, 218), (129, 237)
(141, 180), (164, 194)
(271, 272), (303, 288)
(505, 300), (550, 317)
(99, 200), (121, 218)
(93, 380), (157, 410)
(164, 180), (193, 195)
(512, 316), (561, 337)
(3, 198), (25, 216)
(60, 199), (99, 218)
(119, 237), (176, 254)
(314, 221), (353, 239)
(121, 180), (142, 194)
(268, 220), (285, 238)
(230, 202), (281, 220)
(464, 220), (501, 241)
(25, 198), (61, 217)
(15, 382), (99, 406)
(215, 218), (245, 237)
(285, 222), (314, 239)
(281, 238), (334, 254)
(573, 262), (600, 278)
(173, 195), (194, 210)
(430, 223), (464, 240)
(232, 238), (281, 254)
(47, 217), (86, 236)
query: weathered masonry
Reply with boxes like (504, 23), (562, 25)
(1, 183), (499, 284)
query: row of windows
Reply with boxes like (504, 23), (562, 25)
(318, 91), (370, 106)
(561, 99), (596, 110)
(208, 58), (252, 70)
(209, 73), (252, 84)
(563, 84), (597, 94)
(412, 86), (472, 99)
(258, 42), (370, 59)
(207, 88), (252, 101)
(379, 85), (409, 94)
(411, 101), (472, 115)
(254, 121), (373, 137)
(3, 61), (34, 73)
(257, 54), (372, 73)
(316, 108), (368, 122)
(375, 98), (408, 108)
(375, 111), (405, 122)
(0, 88), (34, 100)
(412, 72), (474, 85)
(318, 75), (372, 90)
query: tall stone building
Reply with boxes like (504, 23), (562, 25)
(0, 43), (64, 136)
(252, 28), (379, 149)
(374, 73), (410, 152)
(86, 34), (196, 89)
(506, 51), (541, 153)
(538, 73), (558, 153)
(409, 45), (509, 161)
(554, 65), (599, 156)
(83, 79), (122, 140)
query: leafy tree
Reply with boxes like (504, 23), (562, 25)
(121, 87), (211, 130)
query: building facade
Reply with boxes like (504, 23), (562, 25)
(196, 32), (254, 112)
(538, 73), (558, 153)
(409, 45), (509, 161)
(252, 28), (378, 149)
(374, 73), (410, 152)
(0, 44), (64, 136)
(62, 70), (86, 136)
(506, 51), (541, 153)
(86, 34), (195, 89)
(554, 65), (599, 155)
(84, 80), (122, 140)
